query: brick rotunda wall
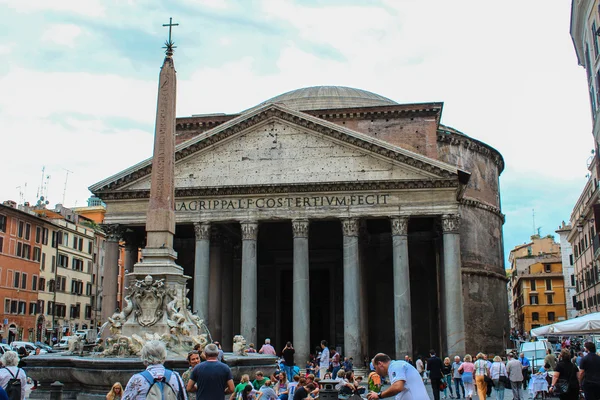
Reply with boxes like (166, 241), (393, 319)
(437, 127), (509, 355)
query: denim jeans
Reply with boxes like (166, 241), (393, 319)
(443, 375), (453, 397)
(453, 378), (465, 398)
(493, 379), (505, 400)
(332, 366), (341, 379)
(282, 365), (295, 382)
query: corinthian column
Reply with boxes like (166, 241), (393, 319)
(292, 219), (310, 367)
(240, 221), (258, 346)
(391, 216), (412, 359)
(208, 227), (223, 341)
(100, 224), (122, 323)
(193, 222), (210, 322)
(341, 218), (361, 362)
(442, 214), (466, 356)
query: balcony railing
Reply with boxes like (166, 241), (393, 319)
(594, 234), (600, 259)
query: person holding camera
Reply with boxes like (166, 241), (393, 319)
(281, 342), (296, 382)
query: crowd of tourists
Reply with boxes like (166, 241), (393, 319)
(412, 342), (600, 400)
(114, 336), (600, 400)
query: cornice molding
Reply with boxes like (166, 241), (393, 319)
(459, 198), (505, 223)
(437, 130), (505, 173)
(92, 105), (459, 194)
(96, 179), (458, 201)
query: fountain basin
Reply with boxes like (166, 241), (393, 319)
(26, 353), (278, 400)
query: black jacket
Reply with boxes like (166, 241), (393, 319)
(427, 356), (443, 379)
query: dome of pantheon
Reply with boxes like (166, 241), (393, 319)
(253, 85), (398, 111)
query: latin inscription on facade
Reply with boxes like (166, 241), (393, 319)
(176, 194), (390, 211)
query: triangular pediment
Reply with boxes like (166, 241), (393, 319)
(90, 104), (465, 196)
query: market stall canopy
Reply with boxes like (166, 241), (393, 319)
(531, 312), (600, 336)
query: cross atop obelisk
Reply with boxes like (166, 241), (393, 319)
(162, 17), (179, 57)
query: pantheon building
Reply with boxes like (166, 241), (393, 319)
(90, 86), (508, 363)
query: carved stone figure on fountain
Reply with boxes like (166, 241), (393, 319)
(133, 275), (166, 327)
(108, 294), (134, 335)
(166, 290), (189, 336)
(233, 335), (248, 356)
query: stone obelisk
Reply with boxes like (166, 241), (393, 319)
(134, 41), (180, 276)
(120, 22), (196, 337)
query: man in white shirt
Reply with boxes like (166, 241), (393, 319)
(319, 340), (330, 379)
(367, 353), (428, 400)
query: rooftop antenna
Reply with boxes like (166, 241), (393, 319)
(16, 186), (23, 205)
(36, 166), (45, 199)
(43, 173), (51, 201)
(62, 168), (73, 205)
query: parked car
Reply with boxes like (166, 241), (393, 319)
(34, 342), (54, 353)
(53, 336), (79, 350)
(10, 341), (47, 354)
(0, 343), (12, 354)
(74, 329), (97, 344)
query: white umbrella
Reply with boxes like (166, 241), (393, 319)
(531, 312), (600, 336)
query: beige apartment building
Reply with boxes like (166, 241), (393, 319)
(570, 0), (600, 316)
(507, 236), (561, 330)
(33, 206), (96, 340)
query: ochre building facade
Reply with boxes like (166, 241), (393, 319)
(91, 86), (507, 363)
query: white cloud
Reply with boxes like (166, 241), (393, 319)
(0, 43), (15, 55)
(0, 68), (156, 123)
(0, 0), (593, 228)
(0, 0), (105, 17)
(218, 37), (232, 46)
(41, 24), (83, 47)
(0, 113), (152, 207)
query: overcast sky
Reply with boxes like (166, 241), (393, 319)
(0, 0), (593, 265)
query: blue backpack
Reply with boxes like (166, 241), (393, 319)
(140, 369), (183, 400)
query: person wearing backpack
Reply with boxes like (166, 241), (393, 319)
(0, 351), (27, 400)
(123, 340), (186, 400)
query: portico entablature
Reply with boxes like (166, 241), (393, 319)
(100, 184), (460, 225)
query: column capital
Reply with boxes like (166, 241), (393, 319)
(390, 216), (409, 236)
(341, 218), (359, 237)
(194, 222), (211, 241)
(292, 219), (309, 238)
(101, 224), (123, 242)
(240, 221), (258, 240)
(441, 214), (461, 233)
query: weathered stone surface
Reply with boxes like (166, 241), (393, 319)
(459, 205), (508, 355)
(92, 87), (508, 357)
(127, 120), (446, 191)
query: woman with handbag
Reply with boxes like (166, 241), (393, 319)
(441, 357), (454, 399)
(549, 349), (580, 400)
(473, 353), (489, 400)
(490, 356), (508, 400)
(458, 354), (475, 399)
